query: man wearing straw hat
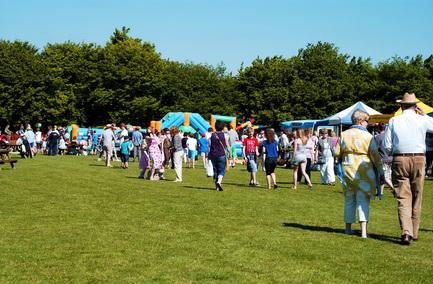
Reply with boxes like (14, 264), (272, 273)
(102, 124), (116, 167)
(383, 92), (433, 245)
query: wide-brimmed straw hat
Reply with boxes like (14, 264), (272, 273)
(396, 92), (420, 105)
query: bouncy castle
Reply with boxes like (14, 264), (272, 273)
(150, 112), (211, 134)
(210, 115), (236, 130)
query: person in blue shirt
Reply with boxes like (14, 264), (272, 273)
(198, 133), (209, 168)
(131, 127), (143, 162)
(120, 136), (132, 169)
(262, 128), (279, 189)
(25, 126), (36, 149)
(91, 131), (99, 155)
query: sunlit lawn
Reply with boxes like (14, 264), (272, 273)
(1, 155), (432, 283)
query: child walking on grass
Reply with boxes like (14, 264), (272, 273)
(120, 136), (133, 169)
(243, 129), (260, 187)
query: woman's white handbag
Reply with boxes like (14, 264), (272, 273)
(206, 159), (214, 177)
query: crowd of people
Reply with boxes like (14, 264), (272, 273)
(0, 119), (342, 191)
(0, 124), (72, 158)
(88, 118), (399, 198)
(0, 93), (431, 245)
(0, 113), (427, 195)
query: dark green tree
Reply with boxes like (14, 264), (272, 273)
(1, 29), (433, 129)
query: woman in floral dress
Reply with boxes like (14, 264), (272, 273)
(148, 128), (164, 180)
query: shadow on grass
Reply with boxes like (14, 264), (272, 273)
(125, 177), (180, 183)
(224, 182), (257, 189)
(181, 185), (216, 191)
(0, 167), (15, 171)
(125, 176), (176, 181)
(420, 228), (433, 233)
(282, 222), (401, 244)
(88, 164), (124, 170)
(277, 181), (325, 186)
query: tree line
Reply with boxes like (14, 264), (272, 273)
(1, 27), (433, 129)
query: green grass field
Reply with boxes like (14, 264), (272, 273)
(1, 155), (433, 283)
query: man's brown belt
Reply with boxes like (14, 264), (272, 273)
(393, 153), (425, 157)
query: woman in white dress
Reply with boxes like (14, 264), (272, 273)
(317, 129), (336, 185)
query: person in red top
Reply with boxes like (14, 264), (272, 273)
(243, 129), (260, 187)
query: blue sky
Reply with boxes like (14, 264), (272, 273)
(1, 0), (432, 73)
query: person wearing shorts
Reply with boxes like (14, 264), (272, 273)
(187, 133), (198, 168)
(120, 136), (132, 169)
(228, 126), (239, 168)
(35, 128), (42, 152)
(198, 133), (209, 168)
(262, 128), (279, 189)
(243, 129), (259, 187)
(230, 144), (238, 165)
(91, 130), (98, 155)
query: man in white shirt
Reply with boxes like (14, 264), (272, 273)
(205, 128), (213, 140)
(119, 123), (129, 143)
(383, 93), (433, 245)
(279, 129), (290, 164)
(35, 128), (42, 152)
(186, 134), (198, 168)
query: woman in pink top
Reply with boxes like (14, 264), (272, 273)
(330, 130), (338, 148)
